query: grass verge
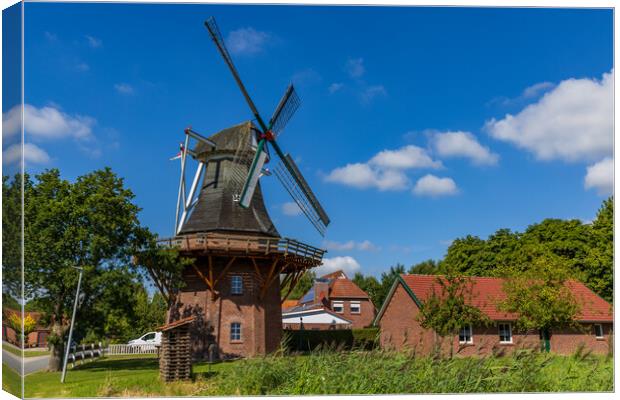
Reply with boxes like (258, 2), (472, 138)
(3, 342), (50, 358)
(2, 363), (22, 397)
(23, 350), (613, 397)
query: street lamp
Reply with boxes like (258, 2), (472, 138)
(61, 266), (83, 383)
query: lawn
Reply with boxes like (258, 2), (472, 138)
(3, 342), (50, 358)
(2, 363), (22, 398)
(23, 350), (613, 397)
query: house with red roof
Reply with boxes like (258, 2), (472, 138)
(282, 270), (376, 330)
(374, 274), (613, 356)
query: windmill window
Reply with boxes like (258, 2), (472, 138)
(332, 301), (344, 313)
(350, 301), (361, 314)
(594, 324), (604, 339)
(459, 325), (473, 344)
(499, 323), (513, 343)
(231, 275), (243, 295)
(230, 322), (241, 341)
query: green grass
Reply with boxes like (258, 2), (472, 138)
(23, 350), (613, 397)
(3, 343), (50, 358)
(2, 363), (22, 397)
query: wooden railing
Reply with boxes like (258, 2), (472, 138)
(157, 233), (326, 262)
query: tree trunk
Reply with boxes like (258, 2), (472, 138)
(47, 321), (64, 372)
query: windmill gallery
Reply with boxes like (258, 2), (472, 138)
(140, 17), (332, 377)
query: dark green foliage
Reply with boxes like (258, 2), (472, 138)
(283, 271), (316, 300)
(284, 329), (354, 352)
(417, 272), (490, 355)
(352, 327), (380, 350)
(352, 272), (381, 307)
(499, 255), (581, 332)
(9, 168), (153, 370)
(440, 198), (613, 302)
(408, 259), (440, 275)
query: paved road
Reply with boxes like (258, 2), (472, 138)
(2, 349), (50, 375)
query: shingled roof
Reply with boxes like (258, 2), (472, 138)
(178, 122), (279, 237)
(376, 274), (612, 323)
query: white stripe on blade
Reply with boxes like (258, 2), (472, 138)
(240, 150), (268, 208)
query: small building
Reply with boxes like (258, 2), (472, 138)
(2, 308), (51, 348)
(375, 274), (613, 356)
(282, 270), (375, 330)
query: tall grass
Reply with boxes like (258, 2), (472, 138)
(202, 348), (613, 395)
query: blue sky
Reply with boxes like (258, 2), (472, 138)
(3, 4), (613, 277)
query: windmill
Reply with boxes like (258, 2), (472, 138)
(203, 16), (330, 236)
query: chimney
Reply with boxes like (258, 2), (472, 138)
(313, 278), (330, 303)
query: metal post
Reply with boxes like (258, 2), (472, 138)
(61, 267), (83, 383)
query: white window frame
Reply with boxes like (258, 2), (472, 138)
(498, 323), (513, 344)
(332, 301), (344, 314)
(230, 275), (243, 295)
(594, 323), (604, 339)
(458, 325), (473, 344)
(230, 322), (241, 341)
(350, 301), (361, 314)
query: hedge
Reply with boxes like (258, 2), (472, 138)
(284, 327), (379, 352)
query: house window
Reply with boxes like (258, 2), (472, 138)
(459, 325), (473, 344)
(594, 324), (604, 339)
(230, 275), (243, 295)
(350, 301), (361, 314)
(498, 323), (512, 343)
(230, 323), (241, 341)
(332, 301), (344, 313)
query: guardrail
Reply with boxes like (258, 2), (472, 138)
(106, 343), (159, 355)
(67, 343), (104, 368)
(157, 233), (326, 262)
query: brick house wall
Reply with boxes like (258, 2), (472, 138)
(377, 280), (613, 356)
(330, 298), (375, 329)
(175, 256), (282, 359)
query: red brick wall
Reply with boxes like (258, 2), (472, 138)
(330, 298), (375, 329)
(378, 282), (614, 356)
(176, 256), (282, 359)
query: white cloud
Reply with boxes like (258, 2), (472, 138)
(114, 83), (134, 95)
(281, 202), (303, 216)
(413, 174), (458, 197)
(361, 85), (387, 104)
(3, 104), (94, 140)
(486, 71), (613, 163)
(85, 35), (102, 48)
(323, 240), (379, 252)
(584, 157), (613, 196)
(325, 145), (442, 191)
(3, 143), (51, 166)
(522, 81), (554, 98)
(328, 82), (344, 94)
(315, 256), (361, 277)
(432, 131), (499, 166)
(325, 163), (408, 191)
(370, 145), (442, 170)
(227, 27), (269, 55)
(345, 57), (365, 78)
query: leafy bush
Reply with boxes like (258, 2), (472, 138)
(352, 328), (379, 350)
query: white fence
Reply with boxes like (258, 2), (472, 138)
(105, 343), (159, 355)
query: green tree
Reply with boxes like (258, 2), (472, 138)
(282, 271), (316, 300)
(21, 168), (151, 371)
(417, 271), (490, 358)
(374, 264), (406, 309)
(499, 255), (581, 332)
(583, 197), (613, 302)
(352, 272), (381, 308)
(408, 259), (440, 275)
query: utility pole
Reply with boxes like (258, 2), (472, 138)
(61, 266), (83, 383)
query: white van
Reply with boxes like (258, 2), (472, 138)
(128, 331), (161, 347)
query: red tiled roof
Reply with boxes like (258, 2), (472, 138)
(282, 299), (299, 310)
(400, 274), (612, 322)
(321, 270), (347, 280)
(330, 278), (370, 299)
(158, 316), (196, 332)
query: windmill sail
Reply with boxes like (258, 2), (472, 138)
(269, 85), (301, 137)
(273, 154), (330, 235)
